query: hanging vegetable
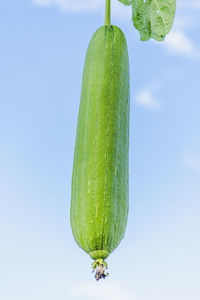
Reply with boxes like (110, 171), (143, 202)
(70, 0), (176, 280)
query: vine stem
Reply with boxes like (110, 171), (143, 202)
(105, 0), (111, 26)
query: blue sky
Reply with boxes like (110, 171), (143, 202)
(0, 0), (200, 299)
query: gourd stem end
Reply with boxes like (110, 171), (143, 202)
(105, 0), (111, 26)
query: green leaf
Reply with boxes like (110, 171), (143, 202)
(118, 0), (176, 41)
(118, 0), (132, 5)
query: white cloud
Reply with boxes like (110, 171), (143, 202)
(33, 0), (200, 13)
(71, 281), (133, 300)
(32, 0), (102, 12)
(32, 0), (131, 21)
(164, 2), (200, 59)
(183, 153), (200, 172)
(163, 30), (200, 58)
(135, 82), (161, 110)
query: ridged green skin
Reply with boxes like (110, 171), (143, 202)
(70, 25), (130, 261)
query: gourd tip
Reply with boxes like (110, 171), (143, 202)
(92, 258), (109, 281)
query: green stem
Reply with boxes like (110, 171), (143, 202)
(105, 0), (111, 26)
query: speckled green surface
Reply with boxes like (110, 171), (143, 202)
(70, 25), (130, 260)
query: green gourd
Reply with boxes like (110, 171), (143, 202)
(70, 0), (176, 282)
(70, 25), (130, 280)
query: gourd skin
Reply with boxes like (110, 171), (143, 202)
(70, 25), (130, 261)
